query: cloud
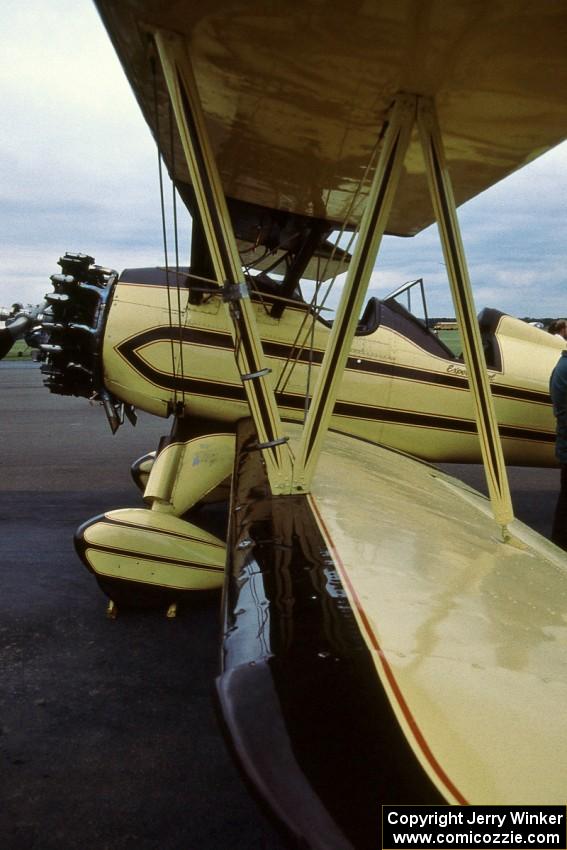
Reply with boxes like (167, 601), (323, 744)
(361, 140), (567, 317)
(0, 0), (172, 306)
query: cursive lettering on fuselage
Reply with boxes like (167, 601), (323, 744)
(447, 364), (497, 382)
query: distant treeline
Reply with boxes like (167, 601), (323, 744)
(520, 318), (555, 325)
(428, 317), (554, 326)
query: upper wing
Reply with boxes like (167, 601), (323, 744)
(96, 0), (567, 235)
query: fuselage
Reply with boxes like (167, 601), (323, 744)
(99, 267), (560, 467)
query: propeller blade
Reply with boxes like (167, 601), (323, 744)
(0, 314), (34, 359)
(0, 328), (15, 359)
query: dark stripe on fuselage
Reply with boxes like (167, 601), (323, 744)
(116, 327), (554, 446)
(115, 271), (551, 410)
(116, 323), (552, 414)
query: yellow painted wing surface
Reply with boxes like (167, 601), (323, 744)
(218, 421), (567, 848)
(310, 428), (567, 804)
(95, 0), (567, 233)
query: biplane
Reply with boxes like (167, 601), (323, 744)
(11, 1), (567, 848)
(3, 270), (563, 471)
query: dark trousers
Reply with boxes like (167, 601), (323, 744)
(552, 464), (567, 551)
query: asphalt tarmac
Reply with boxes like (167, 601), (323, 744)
(0, 362), (288, 850)
(0, 362), (560, 850)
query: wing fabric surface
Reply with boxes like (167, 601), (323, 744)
(217, 420), (444, 850)
(219, 421), (567, 847)
(310, 428), (567, 807)
(95, 0), (567, 235)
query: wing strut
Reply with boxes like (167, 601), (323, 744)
(293, 95), (513, 530)
(293, 95), (416, 490)
(416, 99), (513, 528)
(149, 33), (514, 529)
(154, 30), (293, 496)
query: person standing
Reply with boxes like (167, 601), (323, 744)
(548, 319), (567, 339)
(550, 346), (567, 549)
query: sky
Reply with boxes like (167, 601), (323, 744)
(1, 0), (566, 319)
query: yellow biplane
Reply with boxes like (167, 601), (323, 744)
(14, 1), (567, 847)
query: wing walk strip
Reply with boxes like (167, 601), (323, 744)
(308, 493), (468, 806)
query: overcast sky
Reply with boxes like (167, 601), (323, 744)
(1, 0), (566, 318)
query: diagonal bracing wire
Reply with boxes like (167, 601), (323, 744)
(152, 56), (179, 410)
(274, 135), (382, 404)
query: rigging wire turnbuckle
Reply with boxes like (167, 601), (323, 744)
(222, 281), (248, 302)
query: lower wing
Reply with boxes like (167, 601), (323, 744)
(217, 421), (567, 848)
